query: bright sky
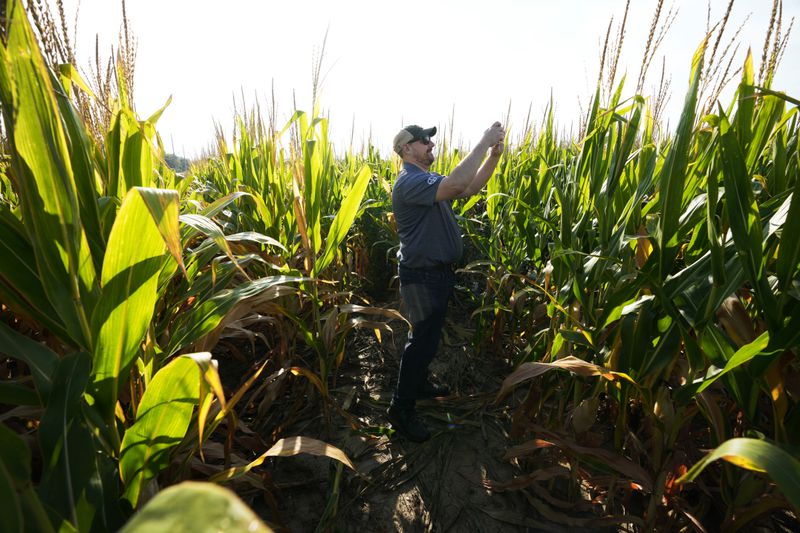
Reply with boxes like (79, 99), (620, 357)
(54, 0), (799, 158)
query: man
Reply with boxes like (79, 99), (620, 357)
(388, 122), (506, 442)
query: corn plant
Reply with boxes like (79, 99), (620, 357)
(0, 3), (352, 530)
(492, 37), (800, 528)
(191, 99), (403, 406)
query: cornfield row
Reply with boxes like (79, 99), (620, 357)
(1, 0), (799, 530)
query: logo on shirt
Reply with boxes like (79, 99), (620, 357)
(427, 175), (437, 185)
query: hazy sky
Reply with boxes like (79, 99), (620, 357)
(54, 0), (799, 157)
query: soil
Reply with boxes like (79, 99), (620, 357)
(210, 287), (578, 532)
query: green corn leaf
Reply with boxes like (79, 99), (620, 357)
(664, 236), (744, 309)
(603, 95), (642, 200)
(776, 190), (800, 303)
(692, 331), (770, 395)
(0, 383), (40, 406)
(485, 192), (556, 233)
(598, 281), (644, 330)
(105, 108), (127, 197)
(57, 63), (95, 99)
(0, 425), (32, 484)
(98, 196), (120, 242)
(0, 321), (58, 400)
(107, 106), (159, 197)
(0, 424), (55, 533)
(640, 322), (681, 379)
(241, 186), (275, 230)
(0, 434), (24, 533)
(656, 36), (707, 278)
(314, 165), (372, 275)
(574, 86), (601, 187)
(83, 441), (126, 532)
(224, 231), (287, 252)
(166, 275), (303, 356)
(0, 0), (97, 348)
(138, 187), (185, 276)
(752, 86), (800, 107)
(746, 94), (785, 173)
(694, 326), (747, 404)
(677, 437), (800, 512)
(90, 188), (174, 420)
(485, 160), (502, 223)
(120, 109), (155, 191)
(145, 95), (173, 125)
(277, 109), (303, 138)
(559, 327), (594, 349)
(705, 160), (726, 309)
(51, 68), (106, 273)
(770, 127), (788, 194)
(0, 209), (71, 340)
(119, 355), (203, 508)
(304, 138), (323, 255)
(198, 191), (250, 219)
(37, 352), (96, 525)
(180, 213), (248, 279)
(718, 109), (779, 328)
(767, 307), (800, 356)
(736, 50), (755, 148)
(119, 482), (273, 533)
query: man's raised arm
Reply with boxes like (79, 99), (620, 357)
(435, 122), (505, 201)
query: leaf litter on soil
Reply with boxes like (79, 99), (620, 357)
(210, 294), (629, 532)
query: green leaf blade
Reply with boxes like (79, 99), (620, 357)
(314, 165), (372, 275)
(120, 356), (202, 507)
(678, 438), (800, 512)
(90, 188), (173, 418)
(1, 0), (97, 348)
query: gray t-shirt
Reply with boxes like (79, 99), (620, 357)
(392, 162), (463, 268)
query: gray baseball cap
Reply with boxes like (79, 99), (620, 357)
(393, 125), (437, 154)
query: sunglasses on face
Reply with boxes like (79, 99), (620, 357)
(413, 136), (432, 146)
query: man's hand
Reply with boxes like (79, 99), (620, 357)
(436, 121), (506, 201)
(490, 141), (504, 157)
(481, 121), (506, 150)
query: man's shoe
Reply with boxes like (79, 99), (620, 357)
(417, 380), (451, 398)
(387, 405), (430, 442)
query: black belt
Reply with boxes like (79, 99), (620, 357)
(400, 263), (455, 273)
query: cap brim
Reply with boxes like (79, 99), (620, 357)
(422, 126), (437, 137)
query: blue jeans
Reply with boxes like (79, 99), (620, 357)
(392, 264), (455, 409)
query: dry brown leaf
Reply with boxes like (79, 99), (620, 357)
(484, 465), (570, 492)
(263, 436), (355, 470)
(504, 432), (653, 492)
(496, 355), (636, 401)
(209, 436), (355, 485)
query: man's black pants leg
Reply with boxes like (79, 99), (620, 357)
(392, 265), (455, 409)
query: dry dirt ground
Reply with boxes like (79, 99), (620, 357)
(213, 287), (589, 532)
(306, 318), (531, 533)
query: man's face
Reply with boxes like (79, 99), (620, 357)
(404, 135), (435, 167)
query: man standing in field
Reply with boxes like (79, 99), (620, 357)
(388, 122), (506, 442)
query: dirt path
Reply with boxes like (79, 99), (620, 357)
(250, 295), (560, 532)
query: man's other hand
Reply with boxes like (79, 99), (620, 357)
(490, 141), (504, 157)
(482, 122), (506, 151)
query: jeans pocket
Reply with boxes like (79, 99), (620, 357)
(401, 282), (435, 324)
